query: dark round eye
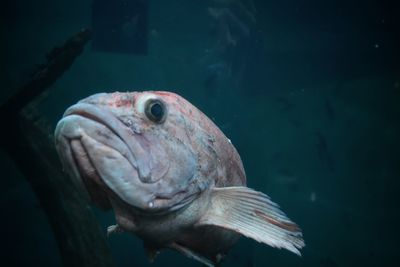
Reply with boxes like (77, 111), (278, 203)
(144, 99), (166, 123)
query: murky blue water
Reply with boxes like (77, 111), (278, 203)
(1, 1), (399, 266)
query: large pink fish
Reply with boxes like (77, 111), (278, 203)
(55, 91), (304, 266)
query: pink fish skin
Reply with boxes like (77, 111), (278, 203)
(55, 91), (304, 266)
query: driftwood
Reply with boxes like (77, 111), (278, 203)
(0, 29), (115, 267)
(0, 29), (92, 115)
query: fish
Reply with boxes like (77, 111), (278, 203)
(54, 91), (304, 266)
(315, 131), (335, 172)
(276, 96), (295, 113)
(324, 98), (335, 121)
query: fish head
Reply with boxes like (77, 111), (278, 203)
(55, 91), (213, 214)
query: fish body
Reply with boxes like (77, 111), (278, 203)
(55, 91), (304, 266)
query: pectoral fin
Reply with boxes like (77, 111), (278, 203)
(197, 186), (305, 255)
(143, 242), (160, 263)
(168, 242), (214, 267)
(106, 224), (124, 237)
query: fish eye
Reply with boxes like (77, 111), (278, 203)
(144, 99), (166, 123)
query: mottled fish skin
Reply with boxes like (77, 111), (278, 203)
(55, 91), (303, 266)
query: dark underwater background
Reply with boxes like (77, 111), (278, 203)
(1, 0), (399, 266)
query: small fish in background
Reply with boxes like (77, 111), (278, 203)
(394, 81), (400, 89)
(55, 91), (304, 266)
(324, 98), (335, 121)
(275, 168), (299, 193)
(319, 256), (338, 267)
(310, 192), (317, 202)
(315, 131), (335, 172)
(203, 61), (231, 92)
(276, 96), (295, 113)
(227, 240), (255, 267)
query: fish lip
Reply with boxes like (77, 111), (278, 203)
(165, 189), (200, 212)
(130, 189), (200, 216)
(56, 107), (139, 208)
(63, 103), (139, 169)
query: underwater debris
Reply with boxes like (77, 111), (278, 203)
(0, 28), (92, 116)
(203, 0), (259, 92)
(207, 0), (256, 54)
(208, 6), (251, 47)
(0, 29), (115, 267)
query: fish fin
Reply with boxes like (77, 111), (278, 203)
(197, 186), (305, 255)
(168, 242), (215, 267)
(143, 242), (160, 263)
(106, 224), (124, 237)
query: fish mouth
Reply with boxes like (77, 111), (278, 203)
(55, 103), (198, 214)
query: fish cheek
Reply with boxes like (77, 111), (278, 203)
(80, 132), (154, 209)
(166, 140), (197, 188)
